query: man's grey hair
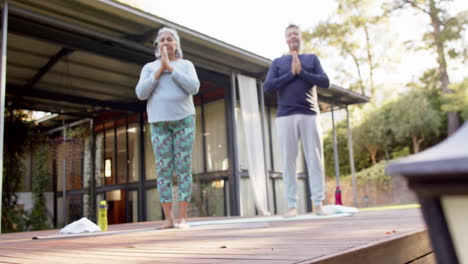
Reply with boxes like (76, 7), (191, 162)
(153, 27), (183, 59)
(285, 24), (300, 36)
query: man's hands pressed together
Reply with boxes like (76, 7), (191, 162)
(291, 51), (301, 75)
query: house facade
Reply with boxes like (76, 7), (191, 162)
(0, 0), (369, 227)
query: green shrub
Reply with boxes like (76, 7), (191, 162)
(2, 109), (30, 232)
(343, 161), (392, 188)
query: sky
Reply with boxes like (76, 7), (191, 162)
(131, 0), (467, 89)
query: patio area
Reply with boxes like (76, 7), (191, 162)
(0, 208), (433, 264)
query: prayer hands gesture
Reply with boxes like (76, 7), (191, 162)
(154, 46), (174, 80)
(291, 51), (301, 75)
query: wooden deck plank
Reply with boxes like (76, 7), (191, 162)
(0, 209), (428, 264)
(409, 253), (436, 264)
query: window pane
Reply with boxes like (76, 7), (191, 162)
(83, 137), (90, 188)
(56, 155), (64, 192)
(144, 123), (157, 180)
(128, 123), (140, 182)
(70, 141), (84, 189)
(105, 128), (115, 185)
(192, 105), (203, 173)
(117, 126), (127, 184)
(127, 190), (138, 223)
(107, 189), (124, 225)
(190, 180), (225, 217)
(206, 180), (225, 216)
(204, 100), (228, 171)
(67, 194), (83, 224)
(146, 188), (162, 221)
(55, 140), (83, 191)
(57, 196), (64, 227)
(236, 105), (248, 170)
(95, 132), (104, 187)
(95, 193), (104, 219)
(240, 178), (256, 216)
(274, 178), (287, 214)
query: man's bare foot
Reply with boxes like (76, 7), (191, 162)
(283, 207), (297, 218)
(314, 205), (328, 216)
(177, 219), (190, 229)
(157, 219), (174, 229)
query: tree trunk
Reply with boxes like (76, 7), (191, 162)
(411, 134), (424, 153)
(429, 0), (460, 135)
(367, 146), (378, 165)
(363, 24), (375, 98)
(346, 47), (365, 95)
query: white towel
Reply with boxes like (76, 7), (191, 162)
(59, 217), (101, 234)
(323, 205), (359, 214)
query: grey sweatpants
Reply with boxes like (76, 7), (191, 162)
(276, 114), (325, 209)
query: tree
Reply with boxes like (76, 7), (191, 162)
(304, 0), (389, 98)
(323, 119), (372, 178)
(384, 0), (468, 135)
(353, 105), (391, 164)
(304, 21), (366, 95)
(387, 89), (443, 153)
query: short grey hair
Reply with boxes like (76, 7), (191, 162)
(153, 27), (183, 59)
(285, 24), (300, 36)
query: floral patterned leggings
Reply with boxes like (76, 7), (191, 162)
(150, 115), (195, 203)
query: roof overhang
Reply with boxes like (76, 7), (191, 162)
(2, 0), (369, 125)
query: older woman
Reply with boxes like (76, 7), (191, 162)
(136, 27), (200, 229)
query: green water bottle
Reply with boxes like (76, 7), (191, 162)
(98, 200), (108, 231)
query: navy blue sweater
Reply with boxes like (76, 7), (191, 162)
(263, 54), (330, 117)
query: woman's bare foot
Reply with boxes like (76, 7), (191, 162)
(177, 218), (190, 229)
(157, 219), (174, 229)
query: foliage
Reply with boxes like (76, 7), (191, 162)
(382, 0), (468, 135)
(390, 146), (410, 159)
(308, 0), (466, 181)
(387, 88), (443, 153)
(332, 86), (445, 176)
(354, 161), (392, 187)
(304, 20), (366, 94)
(3, 109), (53, 232)
(303, 0), (391, 97)
(418, 68), (442, 92)
(441, 78), (468, 120)
(66, 125), (90, 139)
(383, 0), (467, 56)
(323, 120), (370, 178)
(28, 141), (51, 231)
(353, 104), (392, 164)
(2, 109), (30, 232)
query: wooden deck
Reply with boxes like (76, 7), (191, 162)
(0, 208), (433, 264)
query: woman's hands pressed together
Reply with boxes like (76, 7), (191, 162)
(154, 46), (174, 80)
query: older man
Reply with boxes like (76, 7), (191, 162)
(264, 24), (330, 217)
